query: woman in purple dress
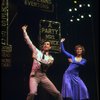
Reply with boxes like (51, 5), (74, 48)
(60, 38), (89, 100)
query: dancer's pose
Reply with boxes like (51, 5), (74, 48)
(22, 25), (63, 100)
(60, 38), (89, 100)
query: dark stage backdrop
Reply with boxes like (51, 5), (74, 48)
(1, 0), (99, 100)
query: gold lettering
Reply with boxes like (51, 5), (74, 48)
(37, 0), (51, 4)
(1, 20), (7, 26)
(45, 34), (55, 39)
(51, 46), (60, 51)
(1, 6), (7, 12)
(41, 28), (58, 34)
(24, 0), (52, 10)
(2, 52), (11, 57)
(50, 41), (59, 45)
(1, 59), (11, 67)
(48, 22), (52, 28)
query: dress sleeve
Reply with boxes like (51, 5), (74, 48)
(60, 42), (74, 58)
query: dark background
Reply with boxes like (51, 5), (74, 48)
(1, 0), (99, 100)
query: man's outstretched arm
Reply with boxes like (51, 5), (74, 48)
(22, 25), (39, 53)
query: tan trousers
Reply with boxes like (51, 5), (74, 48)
(27, 71), (63, 100)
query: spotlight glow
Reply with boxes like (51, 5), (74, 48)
(70, 19), (73, 22)
(69, 8), (72, 12)
(72, 16), (74, 18)
(74, 8), (77, 11)
(77, 18), (80, 21)
(79, 4), (82, 7)
(87, 4), (90, 7)
(74, 1), (77, 3)
(81, 15), (84, 18)
(88, 14), (92, 17)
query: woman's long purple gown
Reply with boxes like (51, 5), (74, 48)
(61, 42), (89, 100)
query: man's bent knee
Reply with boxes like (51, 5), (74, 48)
(26, 93), (35, 100)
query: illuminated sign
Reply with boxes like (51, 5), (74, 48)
(39, 20), (61, 53)
(24, 0), (54, 12)
(1, 0), (12, 67)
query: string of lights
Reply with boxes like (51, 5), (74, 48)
(67, 0), (92, 22)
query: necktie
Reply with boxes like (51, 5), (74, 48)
(41, 53), (47, 72)
(42, 53), (45, 59)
